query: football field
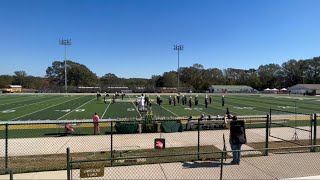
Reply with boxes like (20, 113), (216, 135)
(0, 93), (319, 121)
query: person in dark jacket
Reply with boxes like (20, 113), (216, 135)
(227, 115), (246, 165)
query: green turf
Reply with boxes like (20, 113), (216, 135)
(1, 94), (320, 121)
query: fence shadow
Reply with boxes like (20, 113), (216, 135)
(182, 160), (221, 168)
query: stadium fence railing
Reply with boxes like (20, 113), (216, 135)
(0, 112), (318, 178)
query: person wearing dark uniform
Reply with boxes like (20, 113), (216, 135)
(222, 95), (225, 107)
(156, 95), (160, 105)
(195, 95), (198, 106)
(182, 95), (185, 105)
(209, 95), (212, 104)
(173, 96), (176, 106)
(112, 94), (115, 104)
(184, 95), (187, 105)
(177, 93), (180, 104)
(145, 95), (149, 106)
(121, 92), (125, 100)
(189, 97), (192, 108)
(205, 97), (208, 108)
(226, 108), (231, 119)
(96, 92), (101, 101)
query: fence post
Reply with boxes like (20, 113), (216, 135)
(9, 169), (13, 180)
(220, 151), (224, 180)
(197, 118), (200, 160)
(67, 147), (70, 180)
(264, 115), (269, 156)
(5, 124), (8, 169)
(111, 120), (113, 166)
(314, 114), (317, 152)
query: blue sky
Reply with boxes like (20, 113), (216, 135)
(1, 0), (320, 78)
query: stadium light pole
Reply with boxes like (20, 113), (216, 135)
(59, 39), (72, 93)
(173, 45), (184, 92)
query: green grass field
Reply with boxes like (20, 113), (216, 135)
(0, 93), (319, 121)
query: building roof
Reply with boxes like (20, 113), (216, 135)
(289, 84), (320, 90)
(209, 85), (253, 90)
(9, 85), (22, 88)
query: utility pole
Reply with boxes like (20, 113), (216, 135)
(59, 39), (72, 93)
(173, 45), (184, 92)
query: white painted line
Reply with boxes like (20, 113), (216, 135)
(160, 105), (179, 117)
(0, 95), (49, 106)
(57, 97), (96, 120)
(10, 96), (83, 120)
(101, 101), (112, 119)
(10, 96), (65, 110)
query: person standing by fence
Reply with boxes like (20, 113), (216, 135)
(92, 112), (100, 135)
(225, 115), (246, 165)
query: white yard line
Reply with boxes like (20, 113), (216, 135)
(128, 95), (142, 117)
(10, 96), (83, 121)
(8, 96), (65, 110)
(57, 97), (95, 120)
(0, 95), (49, 106)
(160, 105), (179, 117)
(101, 101), (112, 118)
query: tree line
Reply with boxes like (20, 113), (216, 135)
(0, 56), (319, 91)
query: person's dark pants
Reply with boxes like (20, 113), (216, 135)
(230, 140), (242, 164)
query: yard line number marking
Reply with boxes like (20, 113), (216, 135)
(57, 97), (95, 120)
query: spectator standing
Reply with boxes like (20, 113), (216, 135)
(92, 112), (100, 135)
(225, 115), (246, 165)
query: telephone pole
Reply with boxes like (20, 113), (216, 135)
(59, 39), (72, 93)
(173, 45), (184, 92)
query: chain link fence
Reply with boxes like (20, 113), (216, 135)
(68, 146), (320, 180)
(0, 112), (319, 179)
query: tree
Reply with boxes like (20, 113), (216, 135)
(162, 71), (177, 87)
(100, 73), (119, 87)
(46, 60), (98, 87)
(281, 60), (303, 87)
(0, 75), (13, 88)
(257, 64), (281, 89)
(13, 71), (28, 87)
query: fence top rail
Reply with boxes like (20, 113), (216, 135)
(70, 144), (320, 164)
(270, 108), (312, 116)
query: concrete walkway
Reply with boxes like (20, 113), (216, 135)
(1, 152), (320, 179)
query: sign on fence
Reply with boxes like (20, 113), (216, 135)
(80, 166), (104, 178)
(154, 138), (166, 149)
